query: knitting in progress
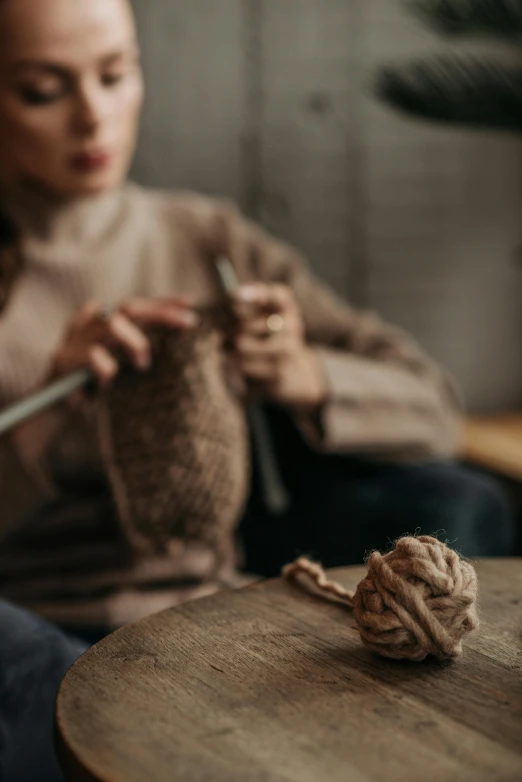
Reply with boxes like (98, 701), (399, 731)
(97, 314), (249, 559)
(283, 535), (479, 662)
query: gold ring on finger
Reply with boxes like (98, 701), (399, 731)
(266, 313), (284, 337)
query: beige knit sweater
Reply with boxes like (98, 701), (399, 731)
(0, 182), (462, 628)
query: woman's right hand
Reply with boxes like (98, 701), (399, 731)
(50, 297), (198, 387)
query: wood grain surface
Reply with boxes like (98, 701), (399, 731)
(56, 559), (522, 782)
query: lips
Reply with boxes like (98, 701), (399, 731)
(70, 150), (112, 172)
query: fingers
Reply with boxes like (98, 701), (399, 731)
(236, 314), (278, 338)
(76, 305), (153, 374)
(85, 298), (198, 383)
(235, 333), (291, 359)
(119, 297), (198, 330)
(107, 313), (151, 370)
(87, 345), (119, 387)
(53, 297), (200, 391)
(232, 283), (293, 318)
(231, 284), (304, 344)
(233, 333), (290, 386)
(236, 357), (277, 383)
(75, 300), (104, 328)
(235, 312), (298, 339)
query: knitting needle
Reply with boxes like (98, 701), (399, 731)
(0, 282), (290, 525)
(0, 368), (90, 438)
(215, 256), (290, 515)
(0, 302), (230, 439)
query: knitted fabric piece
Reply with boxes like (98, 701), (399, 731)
(97, 316), (249, 558)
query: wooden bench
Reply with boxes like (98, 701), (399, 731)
(461, 413), (522, 482)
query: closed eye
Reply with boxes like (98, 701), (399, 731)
(18, 85), (65, 106)
(101, 73), (126, 87)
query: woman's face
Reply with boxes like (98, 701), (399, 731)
(0, 0), (143, 197)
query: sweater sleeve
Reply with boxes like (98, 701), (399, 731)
(221, 209), (463, 460)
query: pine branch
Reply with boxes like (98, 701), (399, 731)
(375, 57), (522, 132)
(410, 0), (522, 40)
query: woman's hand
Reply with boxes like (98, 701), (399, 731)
(231, 283), (326, 410)
(50, 297), (198, 387)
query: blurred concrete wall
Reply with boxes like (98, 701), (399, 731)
(130, 0), (522, 412)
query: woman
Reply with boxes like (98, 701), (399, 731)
(0, 0), (515, 780)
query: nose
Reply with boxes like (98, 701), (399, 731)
(70, 83), (105, 137)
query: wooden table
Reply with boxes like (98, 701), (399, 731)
(56, 560), (522, 782)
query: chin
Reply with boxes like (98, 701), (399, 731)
(73, 173), (126, 196)
(74, 180), (120, 196)
(54, 165), (129, 199)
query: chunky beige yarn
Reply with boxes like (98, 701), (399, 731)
(283, 535), (479, 662)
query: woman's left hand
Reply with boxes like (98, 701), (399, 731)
(231, 283), (326, 409)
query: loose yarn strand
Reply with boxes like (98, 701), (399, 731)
(282, 557), (355, 608)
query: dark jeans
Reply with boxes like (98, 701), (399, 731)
(240, 406), (517, 576)
(0, 602), (87, 782)
(0, 409), (517, 781)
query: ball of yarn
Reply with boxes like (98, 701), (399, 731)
(283, 535), (479, 663)
(353, 536), (479, 661)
